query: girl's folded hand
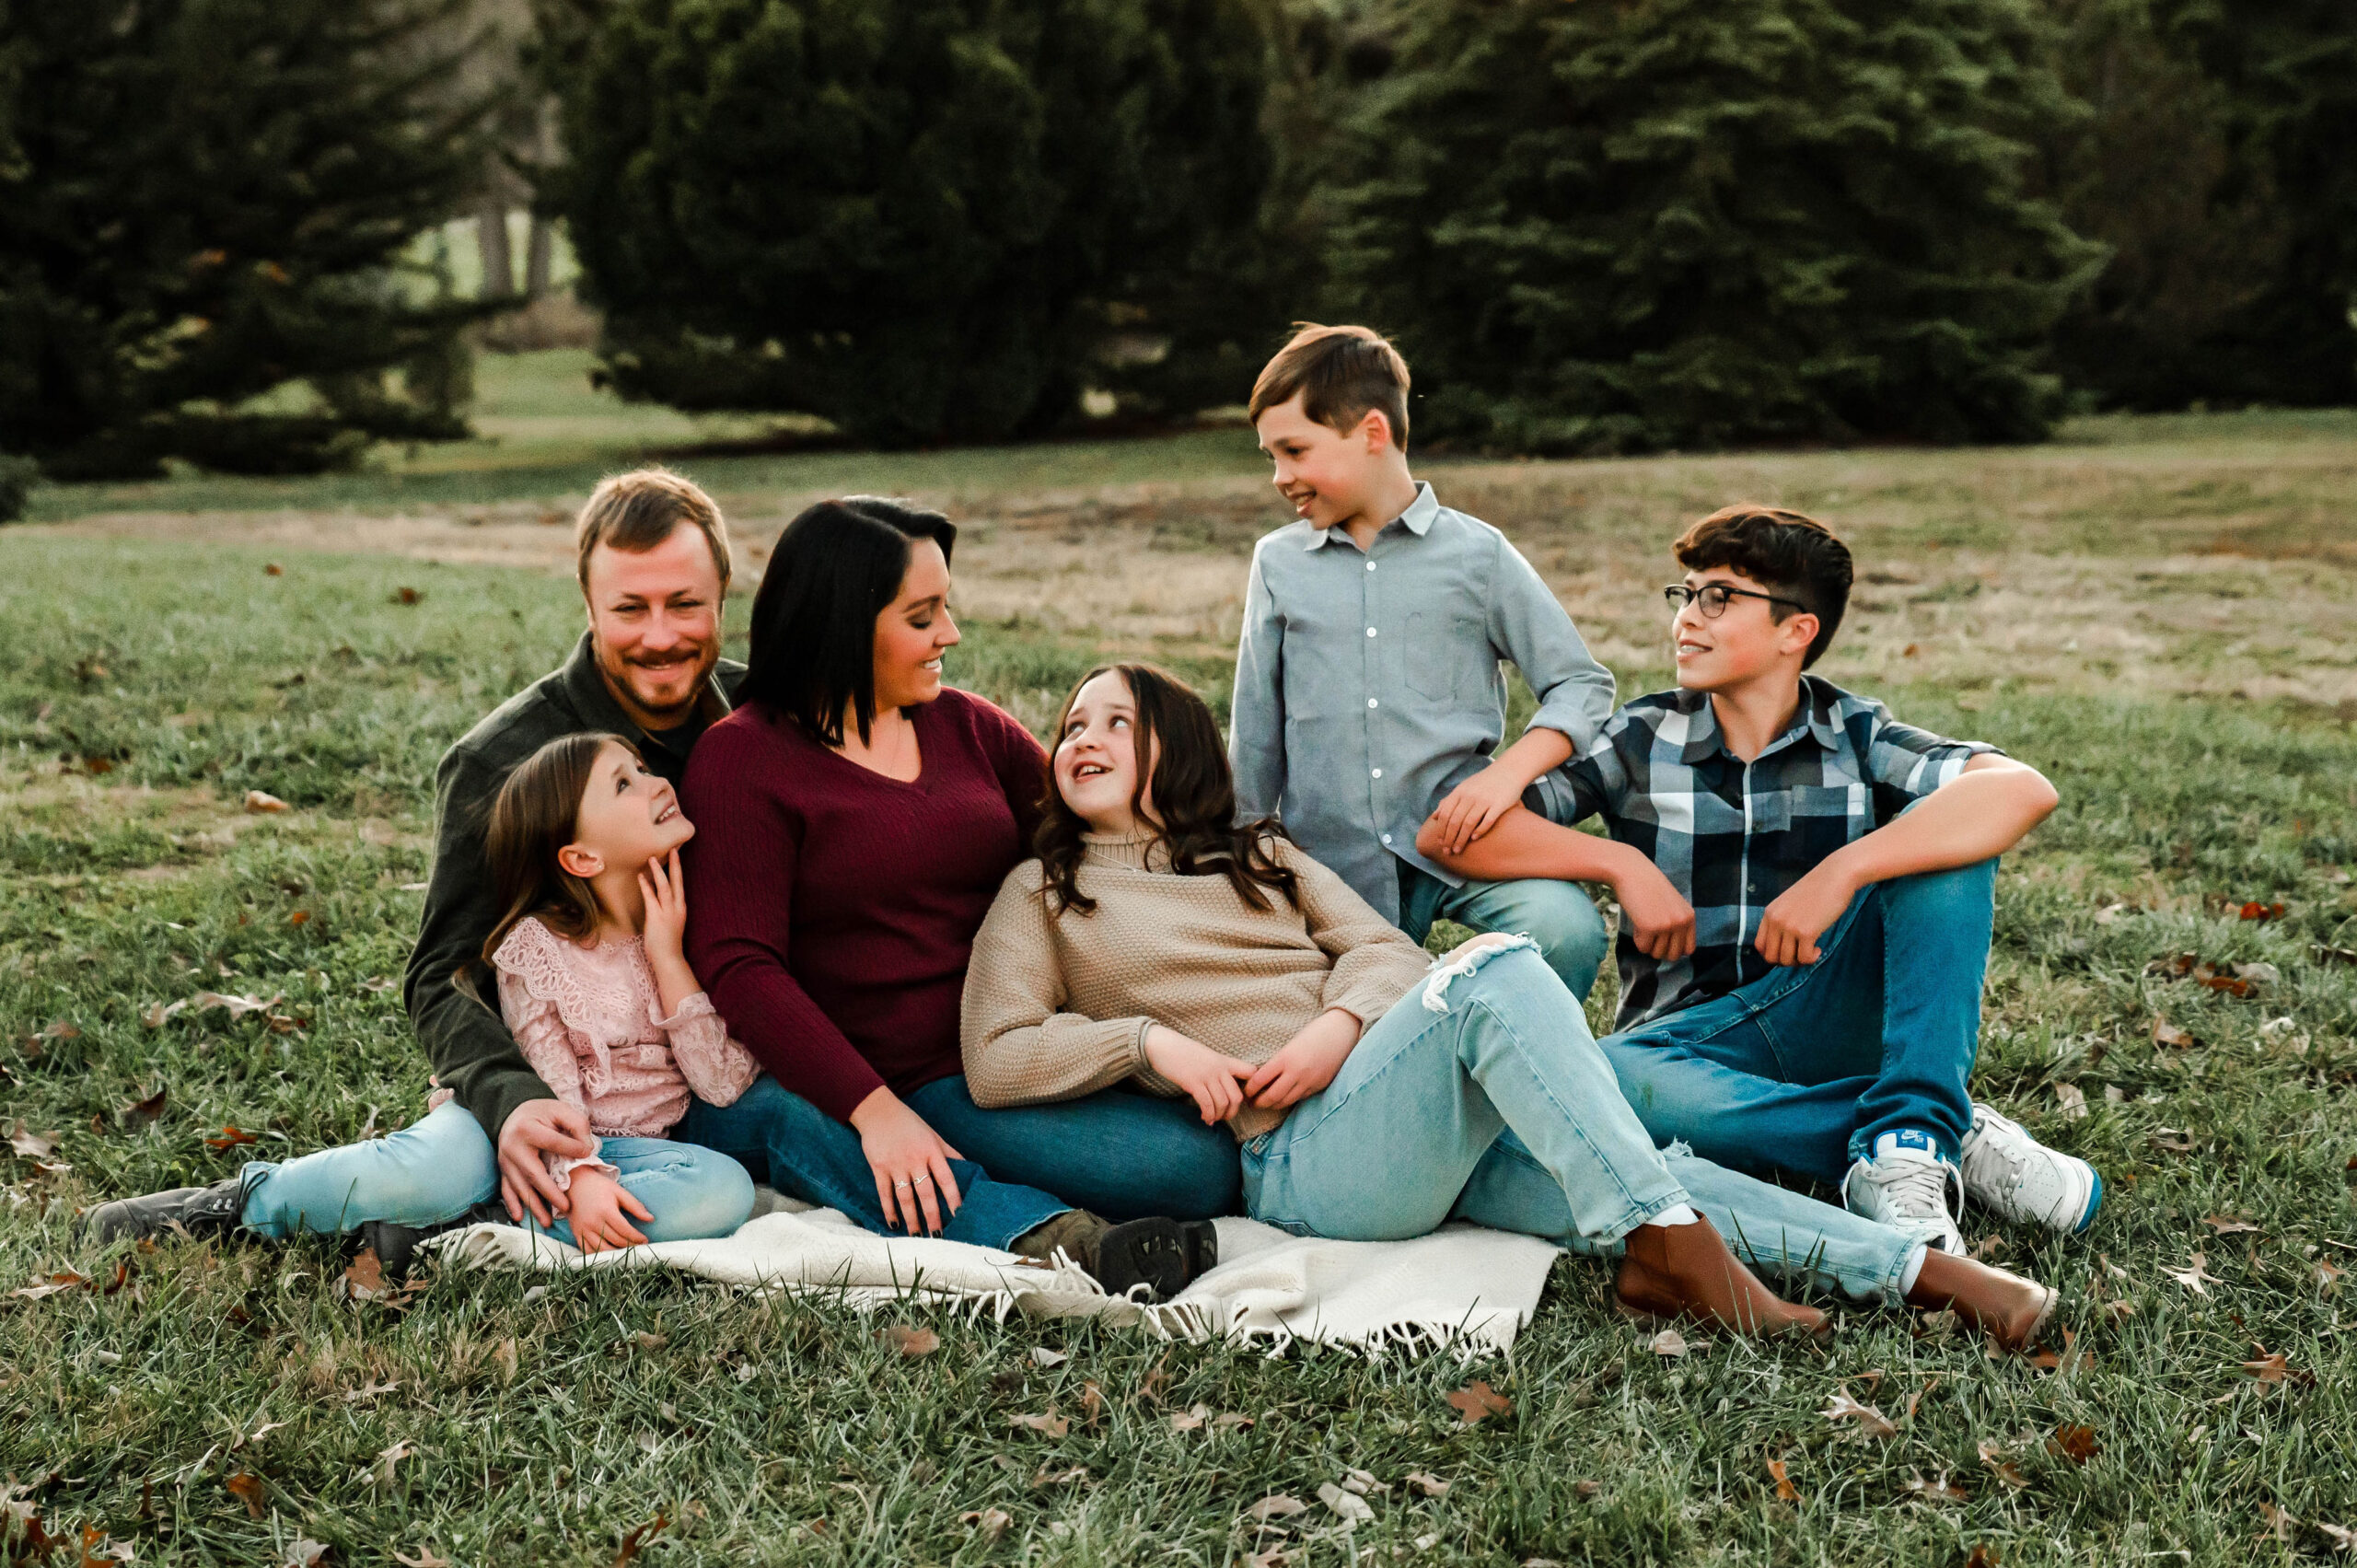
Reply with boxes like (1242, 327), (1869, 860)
(564, 1167), (652, 1254)
(1144, 1026), (1256, 1126)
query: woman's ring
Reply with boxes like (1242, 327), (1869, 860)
(912, 1173), (932, 1186)
(894, 1179), (912, 1190)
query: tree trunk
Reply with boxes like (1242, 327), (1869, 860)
(523, 214), (553, 297)
(476, 199), (514, 297)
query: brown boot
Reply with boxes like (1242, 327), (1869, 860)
(1906, 1249), (2057, 1353)
(1613, 1217), (1828, 1339)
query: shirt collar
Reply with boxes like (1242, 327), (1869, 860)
(1302, 481), (1439, 550)
(1674, 677), (1841, 767)
(558, 630), (731, 757)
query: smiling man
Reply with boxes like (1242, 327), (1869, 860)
(403, 469), (743, 1238)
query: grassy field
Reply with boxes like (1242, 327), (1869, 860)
(4, 398), (2357, 1565)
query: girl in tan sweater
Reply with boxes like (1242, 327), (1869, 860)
(962, 665), (2059, 1343)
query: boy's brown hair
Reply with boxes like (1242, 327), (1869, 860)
(1248, 323), (1412, 451)
(1674, 505), (1853, 669)
(575, 468), (733, 595)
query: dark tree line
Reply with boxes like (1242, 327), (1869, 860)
(1, 0), (2351, 490)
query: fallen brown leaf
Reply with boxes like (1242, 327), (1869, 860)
(1976, 1440), (2027, 1490)
(2204, 1214), (2260, 1236)
(2313, 1519), (2353, 1551)
(118, 1087), (168, 1129)
(13, 1271), (91, 1302)
(1901, 1471), (1970, 1504)
(2048, 1423), (2101, 1465)
(882, 1324), (938, 1357)
(1009, 1410), (1069, 1438)
(1245, 1493), (1307, 1522)
(1404, 1471), (1449, 1498)
(391, 587), (422, 606)
(8, 1124), (60, 1159)
(243, 791), (289, 814)
(283, 1537), (329, 1567)
(1168, 1403), (1208, 1433)
(2161, 1253), (2218, 1295)
(2258, 1502), (2298, 1543)
(225, 1469), (266, 1518)
(958, 1509), (1011, 1541)
(1446, 1379), (1512, 1424)
(342, 1248), (386, 1302)
(2150, 1018), (2198, 1050)
(1819, 1388), (1897, 1440)
(2026, 1329), (2095, 1374)
(1963, 1546), (2000, 1568)
(2238, 900), (2286, 923)
(204, 1126), (259, 1152)
(342, 1379), (399, 1403)
(2316, 1258), (2345, 1291)
(611, 1513), (666, 1568)
(1317, 1482), (1374, 1524)
(1032, 1463), (1087, 1487)
(2053, 1084), (2088, 1121)
(392, 1551), (450, 1568)
(1766, 1457), (1798, 1503)
(1647, 1328), (1689, 1357)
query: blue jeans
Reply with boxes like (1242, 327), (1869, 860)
(239, 1100), (756, 1249)
(907, 1075), (1240, 1222)
(1241, 943), (1920, 1303)
(1399, 862), (1609, 1000)
(673, 1075), (1074, 1250)
(1601, 860), (1997, 1183)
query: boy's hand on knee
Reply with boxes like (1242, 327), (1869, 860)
(564, 1168), (650, 1254)
(1754, 863), (1858, 967)
(1427, 765), (1525, 854)
(1613, 858), (1697, 962)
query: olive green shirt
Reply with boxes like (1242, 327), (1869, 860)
(402, 632), (742, 1144)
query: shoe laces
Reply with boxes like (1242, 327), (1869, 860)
(1860, 1155), (1959, 1224)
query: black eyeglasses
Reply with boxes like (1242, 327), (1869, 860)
(1663, 582), (1810, 619)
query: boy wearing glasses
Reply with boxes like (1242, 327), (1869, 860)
(1419, 505), (2100, 1253)
(1232, 324), (1619, 993)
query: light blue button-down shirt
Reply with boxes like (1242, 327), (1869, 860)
(1228, 482), (1616, 924)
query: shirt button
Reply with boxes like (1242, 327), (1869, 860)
(1367, 698), (1378, 709)
(1365, 627), (1377, 638)
(1371, 767), (1383, 779)
(1365, 561), (1377, 573)
(1381, 832), (1393, 844)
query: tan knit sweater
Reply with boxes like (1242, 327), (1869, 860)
(959, 830), (1434, 1139)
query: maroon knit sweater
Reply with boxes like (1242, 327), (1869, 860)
(679, 688), (1049, 1121)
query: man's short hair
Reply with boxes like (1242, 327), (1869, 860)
(1673, 505), (1853, 668)
(1248, 323), (1412, 451)
(574, 469), (732, 595)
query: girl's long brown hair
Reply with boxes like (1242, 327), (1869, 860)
(480, 731), (639, 962)
(1034, 664), (1299, 917)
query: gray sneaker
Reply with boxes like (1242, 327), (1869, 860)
(1961, 1102), (2103, 1235)
(80, 1174), (251, 1244)
(1842, 1147), (1966, 1255)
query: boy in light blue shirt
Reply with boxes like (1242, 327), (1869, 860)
(1228, 324), (1619, 995)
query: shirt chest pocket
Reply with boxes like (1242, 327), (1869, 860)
(1405, 610), (1484, 702)
(1768, 784), (1865, 865)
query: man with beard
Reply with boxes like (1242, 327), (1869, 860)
(405, 469), (742, 1233)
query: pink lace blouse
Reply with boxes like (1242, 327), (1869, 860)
(485, 916), (760, 1187)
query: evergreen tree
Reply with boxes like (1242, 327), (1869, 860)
(2150, 0), (2357, 405)
(538, 0), (1284, 446)
(0, 0), (494, 479)
(1328, 0), (2103, 454)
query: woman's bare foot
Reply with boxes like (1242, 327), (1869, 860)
(1614, 1216), (1828, 1338)
(1906, 1248), (2057, 1352)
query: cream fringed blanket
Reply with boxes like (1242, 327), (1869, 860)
(424, 1191), (1562, 1356)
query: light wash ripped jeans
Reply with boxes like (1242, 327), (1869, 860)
(1239, 940), (1921, 1304)
(238, 1100), (755, 1249)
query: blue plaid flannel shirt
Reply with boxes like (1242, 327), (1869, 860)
(1558, 676), (2000, 1030)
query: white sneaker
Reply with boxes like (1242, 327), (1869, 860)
(1961, 1102), (2103, 1235)
(1843, 1137), (1966, 1254)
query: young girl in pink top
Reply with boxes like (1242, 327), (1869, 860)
(88, 733), (759, 1264)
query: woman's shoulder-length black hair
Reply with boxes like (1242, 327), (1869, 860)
(739, 495), (956, 747)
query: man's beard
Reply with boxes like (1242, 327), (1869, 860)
(605, 646), (713, 723)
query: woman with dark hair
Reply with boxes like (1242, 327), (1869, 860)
(676, 498), (1236, 1295)
(960, 664), (2065, 1343)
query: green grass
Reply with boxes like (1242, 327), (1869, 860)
(4, 518), (2356, 1566)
